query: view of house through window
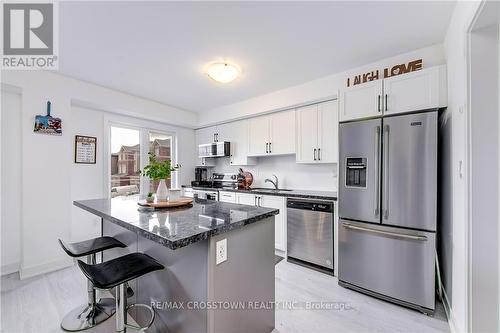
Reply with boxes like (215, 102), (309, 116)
(148, 132), (173, 194)
(110, 126), (141, 198)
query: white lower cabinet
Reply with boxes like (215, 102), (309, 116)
(234, 193), (286, 252)
(260, 195), (286, 252)
(235, 193), (257, 206)
(219, 191), (236, 203)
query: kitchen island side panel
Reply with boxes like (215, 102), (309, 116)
(208, 216), (275, 333)
(137, 236), (209, 333)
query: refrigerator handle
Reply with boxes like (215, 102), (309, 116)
(374, 126), (381, 218)
(342, 222), (427, 241)
(383, 124), (390, 220)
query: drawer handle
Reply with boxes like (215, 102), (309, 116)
(342, 222), (427, 241)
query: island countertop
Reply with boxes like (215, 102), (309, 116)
(74, 196), (279, 250)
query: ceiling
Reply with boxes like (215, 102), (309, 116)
(59, 1), (456, 113)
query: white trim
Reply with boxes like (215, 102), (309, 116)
(442, 287), (459, 333)
(464, 2), (486, 330)
(1, 263), (19, 276)
(466, 2), (500, 331)
(195, 95), (338, 130)
(19, 257), (73, 280)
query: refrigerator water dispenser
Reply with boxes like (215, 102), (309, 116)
(345, 157), (367, 188)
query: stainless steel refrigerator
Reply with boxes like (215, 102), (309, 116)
(338, 110), (437, 314)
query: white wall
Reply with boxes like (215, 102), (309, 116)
(0, 71), (198, 278)
(198, 44), (445, 127)
(441, 2), (482, 333)
(213, 155), (337, 191)
(1, 90), (22, 275)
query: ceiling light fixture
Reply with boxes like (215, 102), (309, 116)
(205, 62), (241, 83)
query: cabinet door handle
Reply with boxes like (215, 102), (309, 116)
(318, 148), (321, 161)
(269, 142), (272, 153)
(254, 196), (257, 206)
(378, 95), (381, 112)
(313, 148), (317, 161)
(266, 142), (269, 153)
(385, 94), (388, 111)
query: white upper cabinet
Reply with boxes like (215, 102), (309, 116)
(339, 65), (447, 121)
(317, 100), (338, 163)
(339, 80), (383, 122)
(296, 100), (338, 164)
(217, 120), (256, 166)
(248, 115), (269, 156)
(383, 65), (447, 115)
(296, 104), (319, 163)
(269, 110), (296, 155)
(248, 110), (296, 157)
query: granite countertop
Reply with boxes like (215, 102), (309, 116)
(182, 185), (337, 201)
(74, 196), (279, 250)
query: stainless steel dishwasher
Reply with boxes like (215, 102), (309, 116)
(287, 198), (334, 274)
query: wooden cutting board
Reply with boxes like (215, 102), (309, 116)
(137, 198), (193, 209)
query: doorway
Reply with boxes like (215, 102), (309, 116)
(467, 2), (500, 331)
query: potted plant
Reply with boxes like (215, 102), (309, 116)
(146, 192), (155, 203)
(141, 152), (180, 202)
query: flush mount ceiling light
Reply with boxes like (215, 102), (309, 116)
(205, 62), (241, 83)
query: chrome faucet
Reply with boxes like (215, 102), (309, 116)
(265, 174), (279, 190)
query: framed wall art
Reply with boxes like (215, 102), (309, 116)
(75, 135), (97, 164)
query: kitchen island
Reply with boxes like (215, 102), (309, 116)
(74, 196), (279, 333)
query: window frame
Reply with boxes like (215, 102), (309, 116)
(104, 116), (178, 199)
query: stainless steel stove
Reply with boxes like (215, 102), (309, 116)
(191, 173), (238, 200)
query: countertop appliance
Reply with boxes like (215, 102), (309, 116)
(287, 198), (334, 274)
(198, 141), (230, 158)
(338, 109), (438, 314)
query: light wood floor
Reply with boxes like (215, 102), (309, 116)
(1, 260), (449, 333)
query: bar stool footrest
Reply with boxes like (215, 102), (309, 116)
(124, 303), (156, 331)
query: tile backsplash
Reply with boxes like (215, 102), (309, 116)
(213, 154), (337, 191)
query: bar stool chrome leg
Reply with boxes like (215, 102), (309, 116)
(115, 283), (155, 333)
(61, 254), (115, 331)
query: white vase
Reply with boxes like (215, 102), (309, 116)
(156, 179), (169, 202)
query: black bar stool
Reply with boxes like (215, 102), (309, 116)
(77, 252), (164, 332)
(58, 236), (126, 331)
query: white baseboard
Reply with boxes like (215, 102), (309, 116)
(1, 262), (20, 276)
(19, 257), (73, 280)
(442, 287), (459, 333)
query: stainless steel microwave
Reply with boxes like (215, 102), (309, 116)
(198, 142), (230, 158)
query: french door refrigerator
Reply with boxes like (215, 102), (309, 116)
(338, 110), (437, 314)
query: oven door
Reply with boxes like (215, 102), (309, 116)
(193, 190), (218, 201)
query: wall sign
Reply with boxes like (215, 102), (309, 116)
(346, 59), (423, 87)
(75, 135), (97, 164)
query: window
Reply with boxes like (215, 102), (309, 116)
(110, 126), (140, 198)
(108, 123), (177, 198)
(148, 132), (174, 194)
